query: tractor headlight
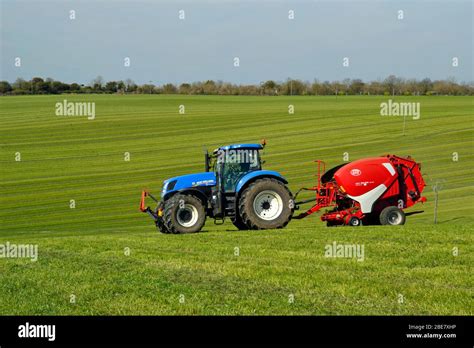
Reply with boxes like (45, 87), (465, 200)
(161, 182), (169, 197)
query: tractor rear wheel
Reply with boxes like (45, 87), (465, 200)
(379, 206), (406, 226)
(163, 194), (206, 234)
(231, 215), (249, 230)
(238, 178), (293, 230)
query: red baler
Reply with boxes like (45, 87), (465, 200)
(293, 155), (426, 226)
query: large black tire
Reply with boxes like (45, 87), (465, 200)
(163, 194), (206, 234)
(231, 215), (249, 230)
(379, 206), (406, 226)
(156, 202), (170, 234)
(238, 178), (293, 230)
(348, 216), (361, 226)
(156, 217), (170, 233)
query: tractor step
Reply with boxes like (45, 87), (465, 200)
(224, 193), (237, 218)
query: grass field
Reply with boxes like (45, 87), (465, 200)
(0, 95), (472, 315)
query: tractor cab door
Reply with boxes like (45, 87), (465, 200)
(212, 148), (261, 218)
(222, 151), (261, 192)
(211, 160), (225, 218)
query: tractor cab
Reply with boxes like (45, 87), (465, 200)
(208, 143), (263, 192)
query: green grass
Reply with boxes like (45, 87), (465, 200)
(0, 95), (472, 315)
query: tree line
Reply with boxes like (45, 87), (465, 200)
(1, 75), (472, 96)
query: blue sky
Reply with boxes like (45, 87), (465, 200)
(1, 0), (472, 85)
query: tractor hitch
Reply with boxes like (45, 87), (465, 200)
(140, 190), (161, 221)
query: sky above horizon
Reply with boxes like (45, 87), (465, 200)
(1, 0), (472, 85)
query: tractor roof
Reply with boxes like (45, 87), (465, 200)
(216, 143), (263, 151)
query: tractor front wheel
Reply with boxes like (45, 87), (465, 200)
(238, 178), (293, 230)
(156, 202), (170, 233)
(163, 194), (206, 234)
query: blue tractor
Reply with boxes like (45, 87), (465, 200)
(140, 141), (294, 233)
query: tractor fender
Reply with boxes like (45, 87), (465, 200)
(235, 170), (288, 194)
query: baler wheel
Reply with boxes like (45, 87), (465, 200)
(379, 206), (406, 226)
(348, 216), (361, 226)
